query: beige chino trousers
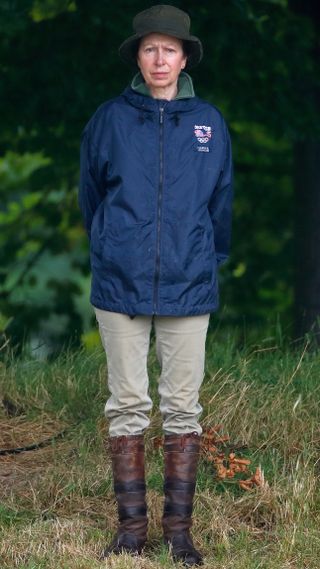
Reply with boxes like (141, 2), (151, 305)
(94, 307), (210, 437)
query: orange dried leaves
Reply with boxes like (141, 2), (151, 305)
(201, 426), (266, 491)
(238, 467), (266, 490)
(152, 425), (266, 491)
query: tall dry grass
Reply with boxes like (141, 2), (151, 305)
(0, 333), (319, 568)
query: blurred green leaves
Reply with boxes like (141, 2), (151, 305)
(0, 150), (88, 354)
(0, 152), (51, 192)
(30, 0), (76, 22)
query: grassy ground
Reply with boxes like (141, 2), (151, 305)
(0, 330), (319, 568)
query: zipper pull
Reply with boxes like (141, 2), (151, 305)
(159, 107), (164, 124)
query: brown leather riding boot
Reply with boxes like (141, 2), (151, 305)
(162, 432), (203, 566)
(103, 434), (148, 557)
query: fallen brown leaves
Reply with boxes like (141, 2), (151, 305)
(153, 425), (267, 491)
(201, 425), (267, 491)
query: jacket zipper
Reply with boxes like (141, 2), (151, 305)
(153, 105), (165, 314)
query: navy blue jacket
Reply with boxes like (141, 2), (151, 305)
(79, 83), (233, 316)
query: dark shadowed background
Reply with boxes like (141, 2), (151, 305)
(0, 0), (319, 357)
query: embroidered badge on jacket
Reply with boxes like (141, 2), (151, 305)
(193, 125), (212, 153)
(194, 125), (212, 144)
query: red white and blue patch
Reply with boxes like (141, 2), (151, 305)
(194, 125), (212, 144)
(194, 125), (212, 152)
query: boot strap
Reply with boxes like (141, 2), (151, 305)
(164, 479), (195, 493)
(118, 504), (147, 521)
(163, 503), (193, 517)
(114, 479), (146, 493)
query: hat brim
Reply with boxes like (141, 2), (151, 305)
(119, 32), (203, 70)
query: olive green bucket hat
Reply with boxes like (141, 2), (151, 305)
(119, 4), (203, 70)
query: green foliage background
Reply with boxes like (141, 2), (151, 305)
(0, 0), (319, 354)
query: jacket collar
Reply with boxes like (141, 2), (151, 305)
(130, 71), (195, 99)
(122, 72), (198, 113)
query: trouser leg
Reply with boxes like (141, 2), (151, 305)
(155, 314), (209, 565)
(94, 309), (150, 556)
(93, 307), (153, 436)
(154, 314), (210, 435)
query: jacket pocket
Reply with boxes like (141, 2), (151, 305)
(99, 220), (153, 283)
(163, 222), (214, 286)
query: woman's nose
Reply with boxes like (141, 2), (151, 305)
(155, 49), (165, 65)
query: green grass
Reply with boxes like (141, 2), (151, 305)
(0, 332), (319, 568)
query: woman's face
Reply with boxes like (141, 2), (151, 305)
(137, 33), (187, 93)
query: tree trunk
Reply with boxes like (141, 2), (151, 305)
(294, 141), (320, 339)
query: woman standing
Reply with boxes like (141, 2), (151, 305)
(79, 4), (233, 566)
